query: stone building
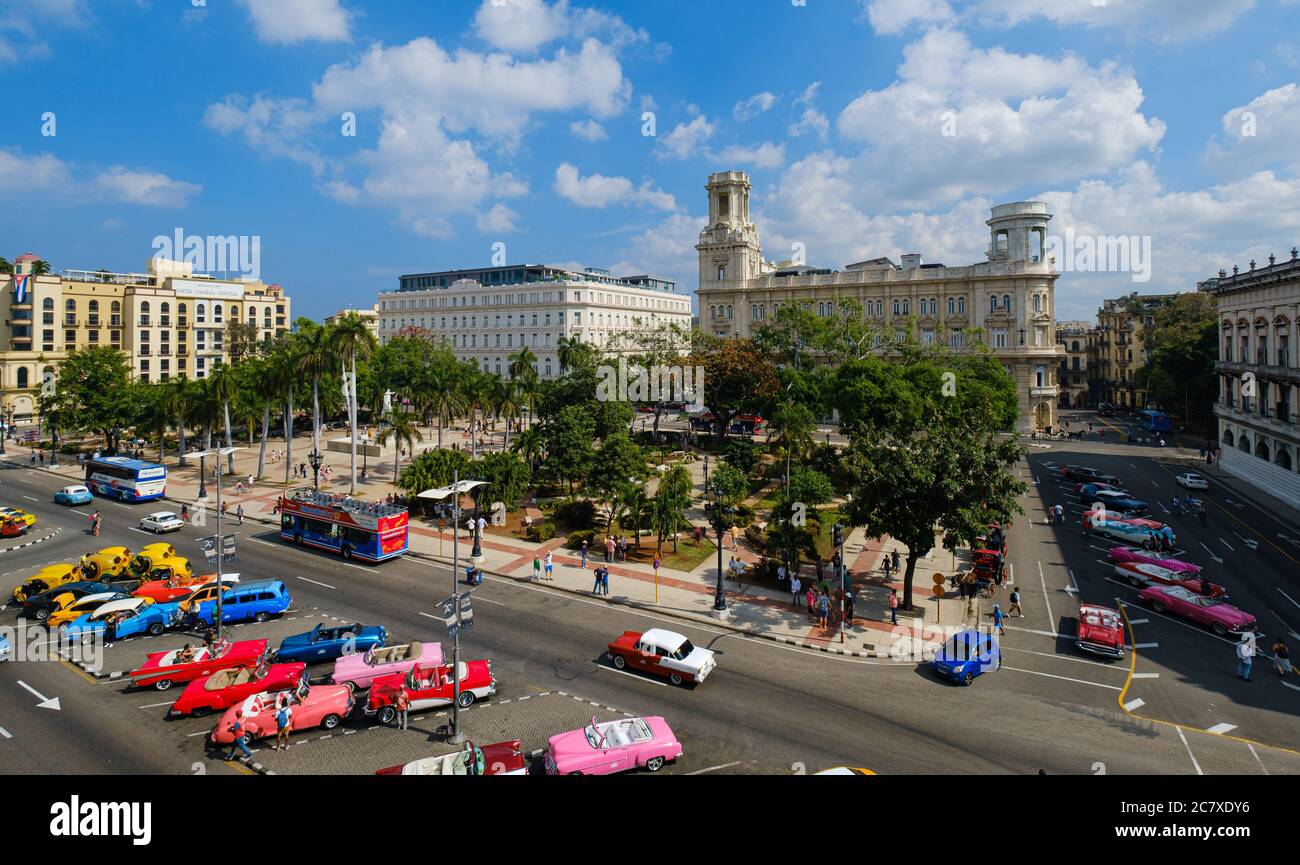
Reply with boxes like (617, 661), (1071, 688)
(1086, 292), (1178, 410)
(1056, 320), (1092, 409)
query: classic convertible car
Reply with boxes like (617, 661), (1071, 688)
(1138, 585), (1258, 637)
(129, 638), (269, 691)
(376, 741), (528, 776)
(1114, 561), (1225, 596)
(366, 660), (496, 722)
(60, 596), (182, 641)
(17, 581), (118, 622)
(1075, 603), (1125, 659)
(544, 716), (683, 775)
(328, 641), (443, 692)
(128, 543), (177, 578)
(1083, 513), (1175, 547)
(45, 591), (133, 628)
(273, 623), (387, 664)
(607, 628), (717, 686)
(133, 572), (237, 604)
(170, 660), (305, 717)
(12, 563), (84, 602)
(209, 679), (353, 744)
(1107, 546), (1202, 575)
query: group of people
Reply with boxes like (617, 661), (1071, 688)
(590, 565), (611, 595)
(531, 551), (555, 581)
(1047, 504), (1066, 526)
(1236, 634), (1293, 681)
(225, 684), (302, 759)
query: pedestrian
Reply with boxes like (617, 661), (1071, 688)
(247, 474), (254, 489)
(1273, 637), (1292, 676)
(816, 592), (830, 629)
(605, 535), (614, 563)
(843, 588), (855, 625)
(891, 550), (901, 573)
(476, 514), (486, 538)
(225, 711), (254, 761)
(776, 563), (786, 586)
(29, 453), (35, 466)
(1008, 586), (1023, 618)
(275, 702), (293, 750)
(882, 555), (891, 580)
(806, 586), (816, 616)
(600, 567), (609, 596)
(394, 688), (410, 730)
(580, 541), (589, 569)
(992, 603), (1006, 636)
(181, 504), (190, 522)
(1237, 633), (1255, 681)
(1082, 514), (1093, 538)
(617, 536), (627, 561)
(592, 566), (602, 595)
(532, 555), (541, 582)
(236, 504), (244, 525)
(790, 574), (802, 607)
(544, 551), (554, 580)
(729, 524), (739, 550)
(888, 588), (899, 625)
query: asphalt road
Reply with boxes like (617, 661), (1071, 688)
(0, 447), (1295, 776)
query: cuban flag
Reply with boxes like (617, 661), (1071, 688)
(13, 274), (30, 304)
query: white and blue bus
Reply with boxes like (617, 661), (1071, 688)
(84, 457), (167, 503)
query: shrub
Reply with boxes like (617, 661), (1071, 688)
(552, 499), (597, 529)
(530, 522), (556, 542)
(566, 528), (597, 550)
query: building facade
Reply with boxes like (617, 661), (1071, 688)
(1, 254), (291, 421)
(1199, 249), (1300, 511)
(1086, 292), (1177, 410)
(1056, 320), (1091, 409)
(325, 305), (380, 341)
(377, 264), (691, 379)
(694, 170), (1062, 431)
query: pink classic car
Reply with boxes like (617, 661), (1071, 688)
(544, 715), (682, 775)
(1137, 585), (1257, 637)
(328, 641), (442, 692)
(1107, 546), (1202, 576)
(210, 680), (354, 744)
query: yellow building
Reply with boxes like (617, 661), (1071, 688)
(1087, 292), (1177, 410)
(324, 305), (379, 340)
(2, 254), (291, 421)
(1056, 320), (1091, 409)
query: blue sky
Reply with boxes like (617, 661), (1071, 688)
(2, 0), (1299, 321)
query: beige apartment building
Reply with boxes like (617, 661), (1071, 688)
(1056, 320), (1091, 409)
(325, 305), (379, 341)
(1, 253), (291, 422)
(1086, 292), (1177, 410)
(695, 171), (1062, 432)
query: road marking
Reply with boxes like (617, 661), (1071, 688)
(1128, 618), (1149, 625)
(1206, 723), (1238, 735)
(473, 595), (506, 606)
(1282, 679), (1300, 694)
(1248, 743), (1268, 775)
(1277, 588), (1300, 614)
(1132, 672), (1160, 679)
(1000, 624), (1061, 638)
(1234, 532), (1259, 551)
(998, 665), (1122, 691)
(21, 495), (37, 502)
(16, 680), (60, 710)
(1175, 727), (1204, 776)
(593, 662), (668, 686)
(127, 527), (157, 535)
(296, 576), (336, 590)
(137, 701), (173, 709)
(1133, 642), (1159, 649)
(687, 761), (743, 775)
(1064, 569), (1079, 595)
(999, 645), (1128, 670)
(1123, 698), (1145, 711)
(1037, 561), (1056, 636)
(1218, 537), (1234, 551)
(1198, 542), (1225, 564)
(1150, 480), (1160, 488)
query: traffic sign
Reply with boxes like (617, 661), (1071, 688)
(932, 585), (945, 598)
(931, 572), (945, 586)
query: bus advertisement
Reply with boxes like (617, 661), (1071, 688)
(277, 488), (409, 563)
(84, 457), (167, 502)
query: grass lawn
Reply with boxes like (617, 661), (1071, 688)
(622, 536), (717, 572)
(812, 507), (848, 559)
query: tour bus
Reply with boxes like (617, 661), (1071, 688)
(1137, 409), (1173, 433)
(688, 413), (766, 436)
(277, 487), (409, 563)
(84, 456), (167, 503)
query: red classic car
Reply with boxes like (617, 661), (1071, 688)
(375, 740), (528, 775)
(1074, 604), (1125, 659)
(169, 660), (305, 717)
(366, 660), (496, 724)
(132, 572), (235, 604)
(209, 680), (353, 744)
(608, 628), (717, 686)
(129, 638), (268, 691)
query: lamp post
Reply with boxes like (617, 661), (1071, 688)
(418, 473), (486, 745)
(308, 448), (323, 490)
(0, 406), (8, 455)
(48, 410), (57, 468)
(709, 481), (731, 614)
(187, 447), (239, 645)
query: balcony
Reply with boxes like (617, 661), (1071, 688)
(87, 316), (99, 327)
(138, 318), (151, 327)
(177, 348), (188, 357)
(159, 347), (171, 356)
(63, 317), (77, 327)
(160, 317), (171, 327)
(1217, 359), (1300, 386)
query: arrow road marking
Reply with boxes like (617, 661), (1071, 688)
(1123, 698), (1146, 711)
(1218, 537), (1235, 552)
(1064, 569), (1079, 595)
(1233, 532), (1258, 551)
(1206, 723), (1238, 735)
(17, 681), (60, 710)
(1199, 542), (1225, 564)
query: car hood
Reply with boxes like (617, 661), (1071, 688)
(683, 647), (716, 672)
(278, 631), (318, 649)
(1077, 620), (1122, 646)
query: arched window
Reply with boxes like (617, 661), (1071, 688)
(140, 301), (149, 313)
(214, 304), (223, 323)
(196, 303), (206, 323)
(42, 297), (53, 311)
(1256, 439), (1270, 460)
(753, 304), (759, 320)
(1003, 294), (1012, 310)
(958, 297), (965, 315)
(727, 305), (733, 320)
(947, 298), (955, 315)
(111, 301), (121, 314)
(902, 300), (910, 315)
(989, 295), (997, 313)
(89, 300), (99, 312)
(717, 265), (726, 281)
(1223, 428), (1234, 445)
(65, 299), (76, 311)
(892, 300), (900, 316)
(1032, 294), (1041, 313)
(161, 302), (170, 314)
(16, 368), (28, 389)
(1277, 447), (1293, 471)
(1238, 433), (1250, 452)
(1072, 341), (1080, 352)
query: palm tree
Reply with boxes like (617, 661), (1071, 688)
(463, 368), (491, 458)
(268, 344), (298, 485)
(249, 358), (278, 479)
(508, 347), (539, 428)
(375, 410), (422, 481)
(0, 257), (12, 275)
(162, 375), (192, 467)
(30, 259), (51, 276)
(296, 323), (334, 464)
(208, 362), (238, 473)
(490, 375), (520, 448)
(649, 488), (689, 555)
(556, 336), (582, 372)
(419, 365), (465, 449)
(329, 313), (377, 495)
(510, 425), (544, 477)
(620, 482), (651, 550)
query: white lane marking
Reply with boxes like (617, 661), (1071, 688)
(17, 680), (60, 710)
(473, 595), (506, 606)
(1175, 726), (1204, 776)
(0, 726), (10, 739)
(1065, 569), (1079, 595)
(1277, 588), (1300, 614)
(1037, 561), (1057, 636)
(1123, 698), (1146, 711)
(1248, 744), (1269, 775)
(593, 662), (668, 687)
(296, 576), (336, 590)
(1000, 624), (1061, 638)
(1233, 532), (1259, 551)
(21, 495), (37, 502)
(1206, 723), (1237, 735)
(1157, 503), (1170, 514)
(137, 701), (174, 710)
(1128, 618), (1149, 625)
(998, 665), (1122, 691)
(1133, 642), (1159, 649)
(128, 527), (157, 535)
(1218, 537), (1235, 552)
(687, 761), (743, 775)
(1132, 672), (1160, 679)
(1281, 679), (1300, 694)
(1150, 480), (1160, 488)
(999, 645), (1129, 671)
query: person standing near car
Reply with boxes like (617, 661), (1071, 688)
(226, 711), (253, 761)
(275, 702), (293, 751)
(394, 688), (410, 731)
(1237, 633), (1255, 681)
(1273, 637), (1292, 677)
(790, 574), (802, 608)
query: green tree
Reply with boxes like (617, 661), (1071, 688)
(330, 311), (377, 494)
(51, 347), (135, 452)
(162, 374), (193, 466)
(1134, 292), (1218, 436)
(376, 410), (423, 482)
(295, 320), (333, 461)
(693, 336), (780, 442)
(649, 486), (689, 555)
(208, 361), (238, 473)
(490, 375), (520, 449)
(708, 462), (748, 509)
(588, 433), (645, 528)
(541, 405), (595, 494)
(473, 451), (530, 512)
(510, 425), (544, 478)
(619, 481), (650, 549)
(397, 448), (472, 500)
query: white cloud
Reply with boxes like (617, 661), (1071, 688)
(569, 118), (608, 141)
(473, 0), (649, 54)
(0, 0), (89, 63)
(553, 162), (676, 210)
(238, 0), (350, 45)
(0, 147), (73, 189)
(1207, 83), (1300, 174)
(861, 0), (954, 34)
(733, 91), (777, 122)
(656, 114), (715, 160)
(713, 142), (785, 169)
(970, 0), (1256, 42)
(794, 81), (821, 106)
(203, 94), (326, 174)
(789, 107), (829, 141)
(608, 211), (706, 298)
(93, 166), (202, 207)
(476, 203), (521, 234)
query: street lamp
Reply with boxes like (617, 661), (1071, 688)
(308, 448), (324, 490)
(418, 473), (487, 745)
(709, 481), (731, 614)
(0, 406), (8, 455)
(186, 446), (240, 646)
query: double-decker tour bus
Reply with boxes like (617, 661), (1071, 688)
(84, 456), (167, 502)
(277, 488), (409, 563)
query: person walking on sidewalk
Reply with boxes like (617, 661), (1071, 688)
(806, 586), (817, 616)
(236, 504), (244, 526)
(225, 711), (254, 761)
(843, 588), (855, 626)
(1008, 586), (1023, 618)
(1237, 634), (1255, 681)
(580, 541), (589, 569)
(790, 575), (802, 608)
(891, 550), (901, 574)
(888, 589), (899, 625)
(600, 567), (610, 596)
(816, 592), (830, 629)
(992, 603), (1006, 636)
(882, 555), (891, 580)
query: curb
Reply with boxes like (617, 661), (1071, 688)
(0, 526), (61, 554)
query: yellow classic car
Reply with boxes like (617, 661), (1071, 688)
(45, 590), (133, 628)
(11, 563), (83, 602)
(0, 507), (37, 528)
(79, 546), (133, 581)
(129, 543), (177, 577)
(140, 555), (194, 586)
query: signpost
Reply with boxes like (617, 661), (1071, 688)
(187, 447), (239, 643)
(932, 573), (946, 624)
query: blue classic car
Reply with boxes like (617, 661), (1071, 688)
(930, 629), (1000, 685)
(61, 596), (182, 640)
(1089, 489), (1149, 515)
(274, 623), (387, 663)
(0, 631), (10, 662)
(53, 485), (95, 506)
(186, 579), (292, 627)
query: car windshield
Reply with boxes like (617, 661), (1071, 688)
(584, 725), (604, 749)
(672, 639), (696, 661)
(1193, 596), (1223, 607)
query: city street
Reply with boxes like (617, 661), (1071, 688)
(0, 438), (1296, 776)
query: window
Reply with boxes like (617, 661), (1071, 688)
(197, 303), (206, 323)
(214, 304), (223, 324)
(989, 296), (997, 313)
(1003, 294), (1012, 310)
(16, 368), (28, 389)
(958, 297), (965, 315)
(892, 300), (900, 316)
(948, 297), (955, 315)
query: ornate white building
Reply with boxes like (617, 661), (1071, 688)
(695, 171), (1062, 431)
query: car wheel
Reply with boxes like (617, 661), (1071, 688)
(321, 713), (342, 731)
(669, 673), (684, 686)
(192, 706), (212, 718)
(457, 691), (476, 708)
(1128, 574), (1145, 588)
(33, 607), (50, 622)
(254, 612), (269, 623)
(612, 654), (627, 670)
(148, 622), (165, 636)
(341, 546), (352, 560)
(962, 672), (974, 686)
(153, 679), (173, 691)
(1151, 600), (1166, 613)
(1211, 622), (1228, 637)
(645, 756), (666, 772)
(377, 706), (397, 725)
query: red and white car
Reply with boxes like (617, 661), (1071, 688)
(1114, 561), (1225, 596)
(366, 660), (496, 723)
(209, 680), (353, 744)
(607, 628), (716, 686)
(375, 741), (527, 775)
(1074, 604), (1125, 659)
(129, 638), (268, 691)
